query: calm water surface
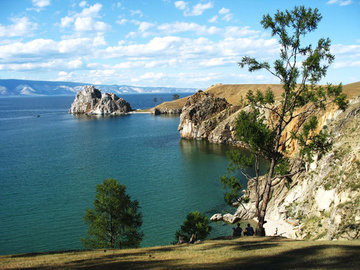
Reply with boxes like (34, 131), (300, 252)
(0, 95), (240, 255)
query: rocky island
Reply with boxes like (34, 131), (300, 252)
(69, 85), (132, 115)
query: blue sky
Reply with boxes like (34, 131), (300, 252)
(0, 0), (359, 88)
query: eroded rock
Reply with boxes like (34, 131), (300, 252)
(69, 85), (131, 115)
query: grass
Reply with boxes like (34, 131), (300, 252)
(153, 82), (360, 111)
(1, 237), (360, 269)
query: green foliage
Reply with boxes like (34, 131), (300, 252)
(82, 178), (143, 249)
(173, 93), (180, 100)
(175, 211), (212, 242)
(220, 174), (242, 206)
(264, 88), (275, 104)
(298, 119), (332, 163)
(235, 110), (275, 158)
(274, 157), (290, 176)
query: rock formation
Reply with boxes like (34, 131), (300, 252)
(150, 107), (182, 115)
(210, 97), (360, 240)
(69, 85), (132, 115)
(178, 90), (242, 144)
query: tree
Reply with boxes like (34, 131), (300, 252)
(173, 93), (180, 100)
(222, 6), (347, 236)
(153, 97), (157, 106)
(175, 211), (212, 242)
(82, 178), (143, 249)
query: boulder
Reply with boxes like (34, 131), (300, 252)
(210, 213), (223, 222)
(69, 85), (131, 115)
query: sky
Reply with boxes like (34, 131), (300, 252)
(0, 0), (359, 88)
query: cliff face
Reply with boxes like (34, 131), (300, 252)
(264, 98), (360, 240)
(178, 90), (242, 144)
(69, 85), (132, 115)
(178, 84), (360, 240)
(210, 97), (360, 240)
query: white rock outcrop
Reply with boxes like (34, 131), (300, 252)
(69, 85), (132, 115)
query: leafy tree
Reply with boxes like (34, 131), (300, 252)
(222, 6), (347, 236)
(173, 93), (180, 100)
(175, 211), (212, 242)
(82, 178), (143, 249)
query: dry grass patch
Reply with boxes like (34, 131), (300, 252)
(1, 237), (360, 269)
(153, 82), (360, 112)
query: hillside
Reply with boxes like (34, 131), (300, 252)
(1, 237), (359, 269)
(0, 79), (195, 96)
(154, 82), (360, 112)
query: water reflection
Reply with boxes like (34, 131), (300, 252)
(71, 113), (129, 121)
(179, 138), (269, 189)
(179, 139), (233, 157)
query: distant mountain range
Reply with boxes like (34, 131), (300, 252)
(0, 79), (196, 96)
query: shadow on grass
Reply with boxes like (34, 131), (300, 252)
(7, 239), (360, 269)
(9, 249), (88, 258)
(180, 244), (360, 269)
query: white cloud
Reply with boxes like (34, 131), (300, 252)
(140, 72), (165, 80)
(185, 2), (213, 16)
(60, 16), (74, 28)
(138, 22), (155, 32)
(174, 1), (187, 10)
(332, 44), (360, 55)
(101, 34), (279, 64)
(116, 18), (128, 25)
(218, 8), (229, 14)
(198, 57), (233, 67)
(57, 71), (74, 81)
(327, 0), (352, 5)
(32, 0), (50, 8)
(175, 1), (213, 16)
(333, 60), (360, 68)
(0, 36), (105, 64)
(222, 13), (233, 22)
(217, 7), (232, 21)
(208, 15), (218, 23)
(104, 36), (184, 58)
(224, 26), (260, 38)
(79, 1), (87, 8)
(80, 3), (102, 17)
(67, 58), (83, 69)
(158, 22), (220, 35)
(59, 3), (109, 33)
(0, 17), (37, 38)
(130, 10), (143, 17)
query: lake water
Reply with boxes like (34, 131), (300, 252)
(0, 94), (241, 255)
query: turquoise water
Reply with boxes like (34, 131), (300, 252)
(0, 95), (239, 255)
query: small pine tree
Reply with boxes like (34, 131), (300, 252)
(82, 178), (143, 249)
(175, 211), (212, 242)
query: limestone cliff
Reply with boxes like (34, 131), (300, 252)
(210, 97), (360, 240)
(69, 85), (132, 115)
(262, 97), (360, 240)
